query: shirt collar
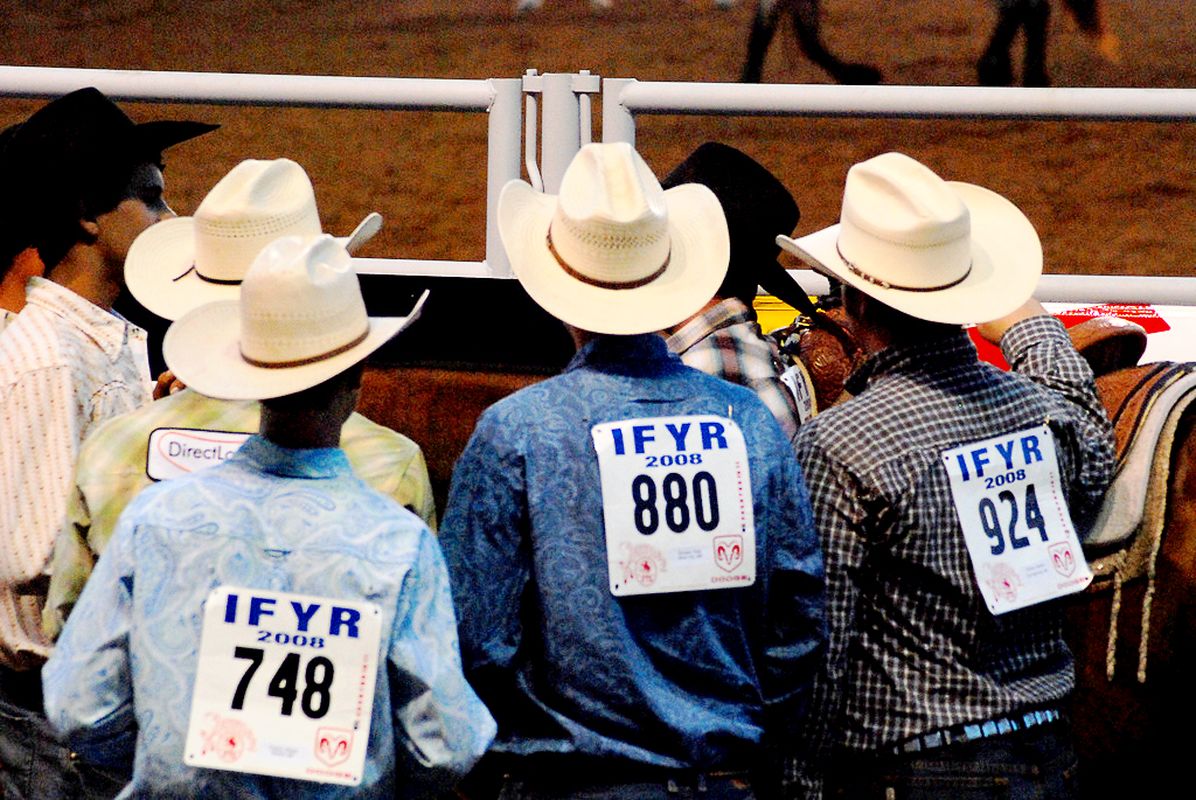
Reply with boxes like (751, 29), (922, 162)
(564, 333), (683, 377)
(24, 277), (145, 361)
(845, 328), (976, 395)
(233, 435), (352, 479)
(665, 297), (755, 356)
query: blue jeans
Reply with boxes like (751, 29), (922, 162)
(0, 667), (127, 800)
(827, 723), (1080, 799)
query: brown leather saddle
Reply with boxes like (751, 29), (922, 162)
(772, 305), (864, 411)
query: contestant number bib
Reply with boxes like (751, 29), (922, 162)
(779, 361), (817, 424)
(942, 425), (1092, 615)
(591, 415), (755, 596)
(146, 428), (249, 481)
(184, 587), (382, 785)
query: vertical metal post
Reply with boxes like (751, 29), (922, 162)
(577, 69), (594, 146)
(485, 78), (523, 278)
(601, 78), (638, 145)
(539, 72), (583, 193)
(523, 70), (545, 192)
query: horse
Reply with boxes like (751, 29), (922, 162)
(777, 305), (1196, 797)
(1057, 321), (1196, 797)
(740, 0), (1120, 86)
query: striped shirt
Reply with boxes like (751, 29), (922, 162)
(0, 277), (151, 670)
(43, 388), (437, 640)
(667, 297), (803, 440)
(789, 316), (1114, 791)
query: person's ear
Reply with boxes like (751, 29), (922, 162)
(78, 218), (100, 243)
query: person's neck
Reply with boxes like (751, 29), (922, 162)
(260, 408), (343, 450)
(45, 249), (120, 310)
(0, 249), (44, 313)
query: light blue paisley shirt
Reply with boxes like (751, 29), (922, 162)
(441, 334), (826, 775)
(43, 436), (495, 799)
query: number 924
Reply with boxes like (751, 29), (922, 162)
(978, 483), (1049, 556)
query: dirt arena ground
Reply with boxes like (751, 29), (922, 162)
(1, 0), (1195, 281)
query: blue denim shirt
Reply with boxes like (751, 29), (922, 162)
(441, 334), (825, 772)
(43, 436), (495, 799)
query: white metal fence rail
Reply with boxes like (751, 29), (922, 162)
(3, 66), (1196, 304)
(0, 65), (523, 278)
(600, 79), (1196, 305)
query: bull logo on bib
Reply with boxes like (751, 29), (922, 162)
(619, 543), (666, 587)
(200, 714), (256, 764)
(985, 564), (1021, 604)
(314, 727), (353, 768)
(714, 535), (744, 573)
(1049, 543), (1077, 578)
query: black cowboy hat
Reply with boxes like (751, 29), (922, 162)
(661, 141), (811, 313)
(6, 87), (217, 172)
(1, 87), (217, 270)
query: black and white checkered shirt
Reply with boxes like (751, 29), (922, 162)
(789, 316), (1114, 791)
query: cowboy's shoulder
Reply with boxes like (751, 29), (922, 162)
(79, 390), (252, 458)
(795, 383), (897, 447)
(479, 371), (587, 426)
(691, 366), (781, 421)
(110, 469), (200, 529)
(341, 410), (423, 463)
(461, 380), (557, 458)
(999, 312), (1071, 353)
(0, 305), (69, 378)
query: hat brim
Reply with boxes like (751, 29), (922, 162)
(130, 120), (219, 158)
(498, 181), (729, 335)
(126, 212), (382, 321)
(776, 182), (1041, 325)
(162, 290), (427, 401)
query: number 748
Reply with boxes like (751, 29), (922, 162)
(978, 484), (1049, 556)
(231, 646), (334, 719)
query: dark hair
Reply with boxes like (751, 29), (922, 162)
(843, 284), (961, 342)
(260, 361), (366, 414)
(0, 121), (26, 276)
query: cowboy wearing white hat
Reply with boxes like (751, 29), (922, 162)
(125, 157), (381, 322)
(44, 234), (491, 799)
(777, 150), (1042, 325)
(162, 234), (425, 400)
(439, 141), (825, 800)
(43, 160), (438, 650)
(779, 152), (1114, 798)
(498, 140), (730, 335)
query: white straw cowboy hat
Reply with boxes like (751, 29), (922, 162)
(125, 158), (382, 321)
(776, 152), (1042, 325)
(163, 234), (427, 401)
(498, 141), (729, 335)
